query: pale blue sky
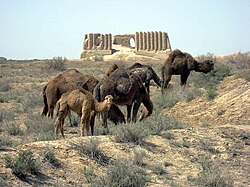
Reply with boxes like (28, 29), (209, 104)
(0, 0), (249, 59)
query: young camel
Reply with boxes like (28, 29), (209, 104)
(55, 89), (113, 138)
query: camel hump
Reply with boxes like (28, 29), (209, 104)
(116, 77), (132, 94)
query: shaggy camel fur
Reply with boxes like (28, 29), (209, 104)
(101, 64), (126, 125)
(42, 69), (99, 120)
(55, 89), (113, 138)
(93, 67), (153, 130)
(126, 62), (162, 94)
(162, 49), (214, 92)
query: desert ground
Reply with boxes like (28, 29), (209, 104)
(0, 46), (249, 186)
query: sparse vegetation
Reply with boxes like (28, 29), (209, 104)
(43, 56), (67, 72)
(83, 166), (96, 183)
(4, 150), (40, 179)
(189, 157), (233, 187)
(93, 160), (150, 187)
(148, 163), (166, 175)
(110, 123), (149, 145)
(0, 55), (248, 186)
(42, 147), (59, 167)
(3, 121), (23, 136)
(70, 138), (110, 165)
(0, 80), (11, 92)
(131, 149), (147, 167)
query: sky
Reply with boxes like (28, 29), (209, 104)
(0, 0), (249, 59)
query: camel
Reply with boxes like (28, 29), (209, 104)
(126, 62), (162, 94)
(55, 89), (113, 138)
(161, 49), (214, 92)
(42, 69), (99, 121)
(93, 67), (153, 130)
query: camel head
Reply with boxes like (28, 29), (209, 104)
(195, 60), (214, 74)
(104, 95), (113, 108)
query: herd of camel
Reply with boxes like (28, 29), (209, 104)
(41, 49), (214, 138)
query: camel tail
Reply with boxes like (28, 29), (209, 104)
(42, 85), (48, 116)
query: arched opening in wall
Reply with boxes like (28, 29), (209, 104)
(129, 38), (135, 48)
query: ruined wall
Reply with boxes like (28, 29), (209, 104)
(135, 31), (171, 52)
(113, 34), (135, 47)
(80, 31), (171, 59)
(81, 33), (112, 58)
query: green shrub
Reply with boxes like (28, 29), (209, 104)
(131, 149), (147, 167)
(25, 113), (55, 141)
(93, 160), (149, 187)
(94, 55), (104, 62)
(189, 157), (233, 186)
(83, 166), (96, 183)
(206, 85), (217, 100)
(236, 69), (250, 81)
(0, 81), (11, 92)
(3, 121), (23, 136)
(4, 150), (40, 178)
(22, 92), (43, 112)
(0, 174), (7, 186)
(185, 89), (202, 102)
(148, 164), (166, 175)
(110, 123), (149, 145)
(70, 138), (110, 165)
(0, 135), (13, 148)
(227, 51), (250, 69)
(0, 57), (7, 63)
(190, 62), (231, 89)
(42, 147), (56, 164)
(43, 56), (66, 72)
(142, 115), (186, 136)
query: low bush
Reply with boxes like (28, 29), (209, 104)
(93, 160), (149, 187)
(3, 121), (23, 136)
(70, 138), (110, 165)
(43, 56), (67, 72)
(4, 150), (40, 179)
(131, 149), (147, 167)
(188, 157), (233, 186)
(110, 123), (149, 145)
(25, 113), (55, 141)
(148, 164), (166, 175)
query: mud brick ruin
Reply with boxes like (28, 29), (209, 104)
(80, 31), (171, 58)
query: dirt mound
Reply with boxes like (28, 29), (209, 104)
(163, 75), (250, 127)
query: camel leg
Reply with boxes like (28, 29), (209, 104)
(127, 105), (132, 123)
(161, 70), (172, 94)
(132, 101), (141, 123)
(145, 81), (150, 95)
(67, 110), (73, 127)
(81, 110), (91, 136)
(54, 118), (60, 139)
(90, 112), (96, 136)
(60, 118), (65, 138)
(48, 105), (54, 118)
(85, 112), (91, 136)
(55, 101), (68, 138)
(180, 72), (190, 91)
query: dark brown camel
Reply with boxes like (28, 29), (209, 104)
(93, 67), (153, 131)
(126, 62), (162, 94)
(161, 49), (214, 92)
(42, 69), (99, 120)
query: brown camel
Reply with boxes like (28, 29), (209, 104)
(55, 89), (113, 138)
(162, 49), (214, 92)
(42, 69), (99, 120)
(126, 62), (162, 94)
(93, 67), (153, 131)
